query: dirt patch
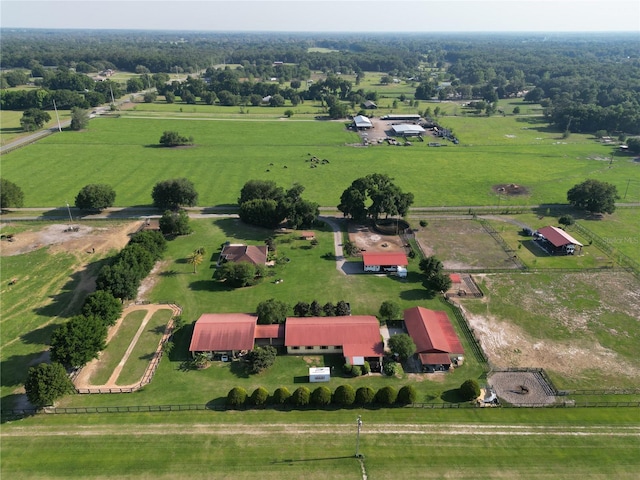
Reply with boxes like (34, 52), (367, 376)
(1, 221), (143, 257)
(488, 372), (556, 405)
(492, 183), (529, 196)
(348, 223), (406, 253)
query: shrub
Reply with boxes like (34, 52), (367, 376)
(81, 290), (123, 327)
(311, 386), (332, 407)
(383, 360), (401, 376)
(226, 387), (248, 407)
(397, 385), (417, 405)
(459, 379), (481, 401)
(355, 386), (376, 406)
(245, 346), (277, 374)
(272, 387), (291, 405)
(419, 220), (428, 227)
(388, 333), (416, 362)
(362, 361), (371, 375)
(249, 387), (269, 406)
(333, 385), (356, 406)
(342, 363), (352, 375)
(375, 386), (398, 405)
(290, 386), (311, 407)
(350, 365), (362, 377)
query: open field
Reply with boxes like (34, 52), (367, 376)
(2, 115), (638, 208)
(2, 409), (639, 479)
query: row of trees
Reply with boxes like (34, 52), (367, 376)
(96, 230), (167, 301)
(238, 180), (319, 229)
(24, 290), (124, 407)
(226, 383), (418, 408)
(255, 298), (351, 325)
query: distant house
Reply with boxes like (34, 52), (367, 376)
(353, 115), (373, 129)
(218, 243), (267, 266)
(300, 231), (316, 240)
(189, 313), (257, 358)
(285, 316), (384, 370)
(403, 306), (464, 372)
(362, 100), (378, 109)
(362, 251), (408, 276)
(535, 226), (583, 255)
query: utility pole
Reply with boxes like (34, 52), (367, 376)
(65, 202), (73, 230)
(355, 415), (363, 458)
(52, 99), (62, 132)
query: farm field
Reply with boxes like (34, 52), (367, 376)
(2, 114), (638, 208)
(2, 409), (639, 479)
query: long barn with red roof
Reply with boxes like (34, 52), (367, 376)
(403, 307), (465, 372)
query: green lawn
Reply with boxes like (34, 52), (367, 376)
(89, 310), (148, 386)
(116, 309), (173, 385)
(2, 409), (639, 479)
(2, 115), (638, 208)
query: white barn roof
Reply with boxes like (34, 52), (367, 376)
(353, 115), (372, 128)
(392, 124), (426, 136)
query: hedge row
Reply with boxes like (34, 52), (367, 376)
(226, 384), (417, 408)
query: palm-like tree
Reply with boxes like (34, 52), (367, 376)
(187, 250), (204, 273)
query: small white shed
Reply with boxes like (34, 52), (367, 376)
(309, 367), (331, 383)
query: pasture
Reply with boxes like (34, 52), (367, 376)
(2, 409), (639, 479)
(2, 114), (638, 208)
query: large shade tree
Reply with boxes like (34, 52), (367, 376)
(75, 184), (116, 211)
(567, 179), (619, 214)
(24, 362), (75, 407)
(0, 179), (24, 208)
(152, 178), (198, 210)
(338, 173), (413, 222)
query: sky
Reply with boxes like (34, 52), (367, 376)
(1, 0), (639, 33)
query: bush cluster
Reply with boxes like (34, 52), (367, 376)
(225, 384), (418, 408)
(96, 230), (166, 300)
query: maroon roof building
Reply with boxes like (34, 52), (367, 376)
(403, 307), (465, 372)
(189, 313), (257, 356)
(535, 226), (583, 255)
(218, 243), (267, 266)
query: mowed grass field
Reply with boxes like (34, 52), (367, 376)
(2, 409), (639, 479)
(2, 113), (638, 207)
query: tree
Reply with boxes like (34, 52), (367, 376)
(50, 315), (107, 368)
(143, 91), (158, 103)
(217, 261), (264, 288)
(0, 179), (24, 208)
(293, 301), (310, 317)
(309, 300), (322, 317)
(338, 173), (414, 221)
(70, 107), (89, 130)
(419, 256), (443, 279)
(290, 386), (311, 407)
(375, 386), (398, 405)
(272, 387), (291, 405)
(524, 87), (544, 103)
(355, 386), (375, 406)
(379, 300), (401, 323)
(333, 384), (356, 406)
(187, 250), (203, 273)
(625, 137), (640, 154)
(459, 379), (480, 401)
(159, 130), (193, 147)
(428, 272), (453, 293)
(152, 178), (198, 210)
(128, 230), (167, 260)
(387, 333), (416, 362)
(239, 198), (283, 228)
(269, 94), (285, 107)
(558, 214), (575, 228)
(284, 109), (294, 118)
(567, 179), (619, 214)
(335, 300), (350, 316)
(81, 290), (122, 327)
(226, 387), (248, 407)
(256, 298), (289, 325)
(245, 346), (277, 374)
(95, 263), (140, 300)
(397, 385), (417, 405)
(311, 386), (332, 406)
(323, 302), (336, 317)
(249, 387), (270, 406)
(74, 184), (116, 211)
(512, 106), (521, 114)
(24, 363), (74, 407)
(159, 209), (192, 236)
(20, 108), (51, 131)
